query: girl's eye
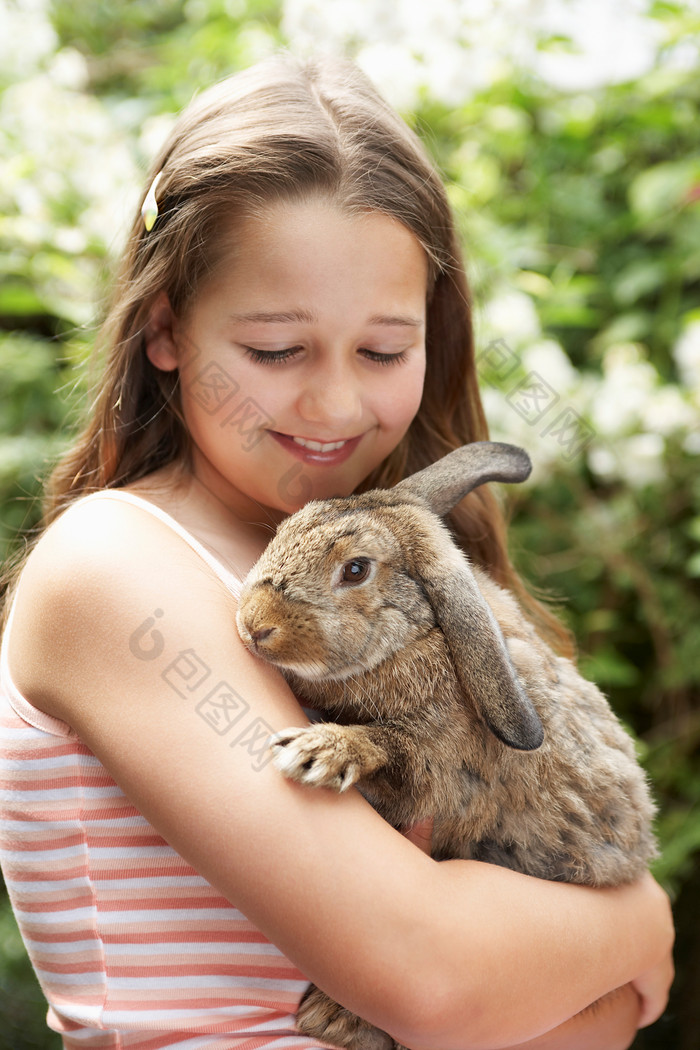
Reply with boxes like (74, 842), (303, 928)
(243, 346), (303, 365)
(339, 558), (371, 585)
(243, 346), (409, 367)
(361, 348), (408, 367)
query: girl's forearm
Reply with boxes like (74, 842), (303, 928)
(496, 984), (641, 1050)
(395, 862), (673, 1050)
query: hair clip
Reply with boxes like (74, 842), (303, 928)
(141, 170), (164, 232)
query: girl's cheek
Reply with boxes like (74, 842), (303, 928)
(383, 362), (426, 422)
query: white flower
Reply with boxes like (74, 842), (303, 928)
(522, 339), (578, 399)
(530, 0), (661, 92)
(281, 0), (669, 101)
(588, 433), (665, 488)
(586, 444), (617, 481)
(48, 47), (88, 91)
(673, 319), (700, 392)
(684, 431), (700, 456)
(480, 289), (541, 350)
(356, 43), (423, 112)
(590, 343), (659, 437)
(639, 386), (698, 437)
(619, 433), (666, 487)
(0, 73), (139, 253)
(0, 0), (56, 81)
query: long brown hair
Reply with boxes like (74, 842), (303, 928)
(7, 51), (572, 654)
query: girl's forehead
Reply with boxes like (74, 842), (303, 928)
(195, 197), (429, 309)
(219, 196), (426, 257)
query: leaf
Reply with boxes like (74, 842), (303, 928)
(629, 157), (700, 223)
(612, 259), (666, 306)
(0, 283), (46, 318)
(578, 648), (641, 687)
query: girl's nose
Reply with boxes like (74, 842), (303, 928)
(296, 361), (364, 430)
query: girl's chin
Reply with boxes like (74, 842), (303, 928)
(270, 466), (358, 513)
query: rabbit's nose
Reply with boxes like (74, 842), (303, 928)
(251, 626), (276, 644)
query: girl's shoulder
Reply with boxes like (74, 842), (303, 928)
(4, 488), (256, 726)
(20, 484), (242, 592)
(56, 488), (249, 597)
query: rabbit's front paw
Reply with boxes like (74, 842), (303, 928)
(270, 724), (385, 792)
(297, 983), (393, 1050)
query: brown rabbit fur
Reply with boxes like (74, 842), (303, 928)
(235, 441), (657, 1050)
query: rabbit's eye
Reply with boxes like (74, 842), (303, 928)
(340, 558), (371, 585)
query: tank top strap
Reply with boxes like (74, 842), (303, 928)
(78, 490), (245, 599)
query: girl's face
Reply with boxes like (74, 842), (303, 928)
(147, 197), (428, 523)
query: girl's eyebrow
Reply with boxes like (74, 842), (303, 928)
(367, 314), (424, 328)
(229, 309), (317, 325)
(229, 310), (424, 328)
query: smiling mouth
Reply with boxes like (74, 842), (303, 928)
(290, 436), (350, 452)
(269, 430), (364, 463)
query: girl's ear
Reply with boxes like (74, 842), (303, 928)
(144, 292), (179, 372)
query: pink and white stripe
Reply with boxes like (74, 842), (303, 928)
(0, 687), (329, 1048)
(0, 492), (336, 1048)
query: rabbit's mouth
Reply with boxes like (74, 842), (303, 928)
(236, 615), (330, 675)
(237, 620), (375, 682)
(242, 635), (366, 682)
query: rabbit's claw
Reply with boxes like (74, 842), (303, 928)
(269, 724), (384, 792)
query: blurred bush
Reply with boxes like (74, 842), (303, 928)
(1, 1), (698, 1047)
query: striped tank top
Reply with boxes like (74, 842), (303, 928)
(0, 491), (331, 1050)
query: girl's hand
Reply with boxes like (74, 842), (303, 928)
(631, 946), (675, 1028)
(628, 871), (675, 1028)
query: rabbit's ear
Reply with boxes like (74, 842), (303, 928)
(417, 554), (544, 751)
(395, 441), (531, 517)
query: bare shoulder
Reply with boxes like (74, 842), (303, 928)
(6, 494), (279, 726)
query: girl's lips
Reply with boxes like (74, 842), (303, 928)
(269, 430), (363, 465)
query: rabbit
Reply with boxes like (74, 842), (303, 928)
(235, 440), (657, 1050)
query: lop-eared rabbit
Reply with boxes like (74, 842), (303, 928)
(236, 441), (657, 1050)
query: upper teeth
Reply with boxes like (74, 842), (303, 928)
(292, 436), (348, 452)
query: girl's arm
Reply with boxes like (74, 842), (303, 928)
(403, 825), (672, 1050)
(501, 984), (641, 1050)
(9, 497), (674, 1050)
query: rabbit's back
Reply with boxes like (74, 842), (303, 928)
(443, 568), (658, 884)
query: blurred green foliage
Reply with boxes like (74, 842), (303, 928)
(1, 1), (699, 1047)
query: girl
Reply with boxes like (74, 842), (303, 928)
(0, 52), (673, 1050)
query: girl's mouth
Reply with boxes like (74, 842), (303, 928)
(269, 431), (363, 465)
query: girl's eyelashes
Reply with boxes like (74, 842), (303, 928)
(243, 345), (303, 365)
(363, 348), (408, 367)
(242, 345), (409, 367)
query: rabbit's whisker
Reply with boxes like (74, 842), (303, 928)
(276, 659), (334, 678)
(344, 677), (384, 724)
